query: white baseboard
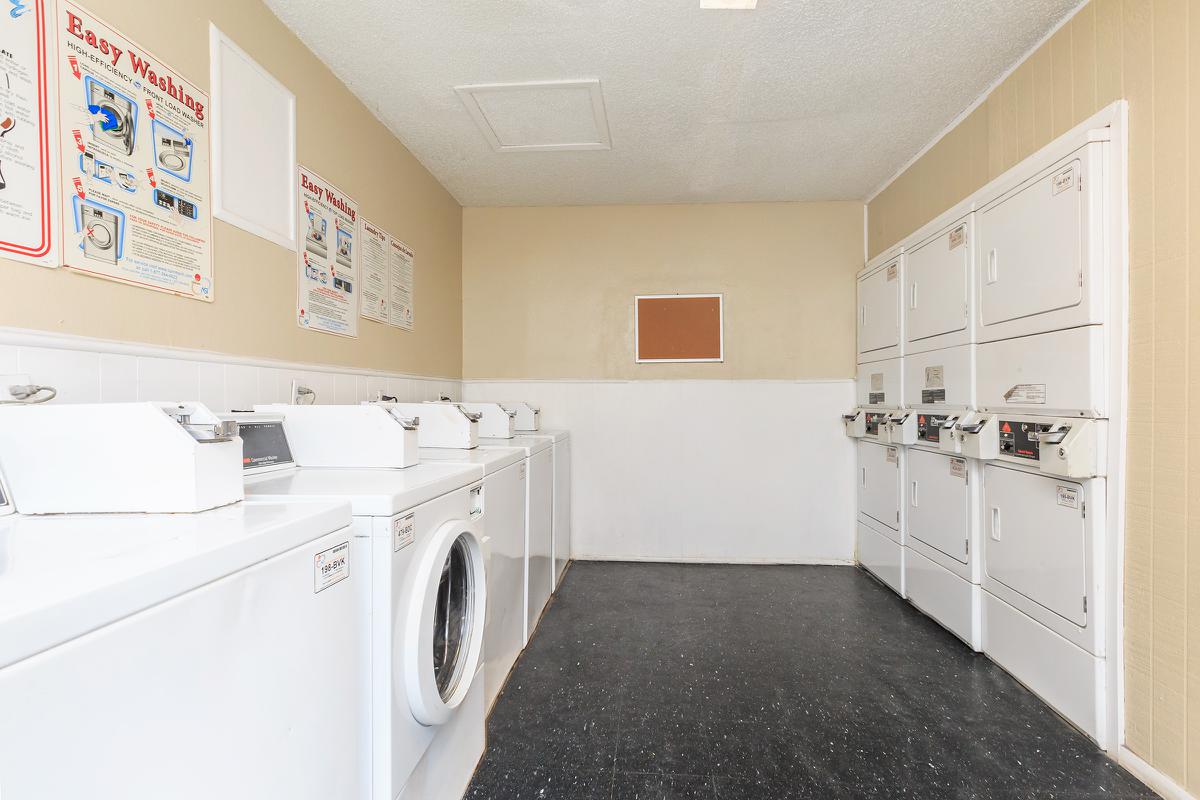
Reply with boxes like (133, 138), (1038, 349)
(1118, 747), (1195, 800)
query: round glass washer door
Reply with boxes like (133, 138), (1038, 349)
(402, 519), (487, 727)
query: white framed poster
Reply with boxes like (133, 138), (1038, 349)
(359, 218), (388, 324)
(0, 0), (58, 267)
(358, 216), (414, 331)
(388, 237), (414, 331)
(297, 165), (358, 337)
(56, 0), (213, 299)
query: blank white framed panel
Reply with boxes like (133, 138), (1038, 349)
(209, 25), (297, 250)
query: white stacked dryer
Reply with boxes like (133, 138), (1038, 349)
(900, 202), (983, 650)
(242, 406), (490, 800)
(0, 403), (362, 799)
(954, 113), (1124, 748)
(854, 248), (907, 597)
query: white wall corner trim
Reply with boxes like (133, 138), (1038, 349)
(1117, 747), (1197, 800)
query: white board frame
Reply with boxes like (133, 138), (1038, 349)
(209, 24), (297, 250)
(634, 293), (725, 364)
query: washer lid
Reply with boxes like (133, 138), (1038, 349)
(0, 500), (352, 669)
(243, 463), (483, 517)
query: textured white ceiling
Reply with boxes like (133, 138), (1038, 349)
(264, 0), (1080, 206)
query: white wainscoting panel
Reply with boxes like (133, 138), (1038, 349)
(0, 328), (461, 411)
(465, 379), (856, 564)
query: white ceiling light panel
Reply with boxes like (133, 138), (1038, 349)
(455, 79), (612, 152)
(699, 0), (758, 8)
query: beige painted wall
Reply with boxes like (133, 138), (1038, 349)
(0, 0), (463, 378)
(868, 0), (1199, 787)
(462, 203), (863, 380)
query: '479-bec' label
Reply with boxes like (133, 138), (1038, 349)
(393, 513), (416, 552)
(314, 542), (350, 593)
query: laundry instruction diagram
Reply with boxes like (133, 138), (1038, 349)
(297, 165), (359, 337)
(56, 0), (212, 299)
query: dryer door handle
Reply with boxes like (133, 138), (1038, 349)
(910, 480), (919, 508)
(990, 507), (1001, 541)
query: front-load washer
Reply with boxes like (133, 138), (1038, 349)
(86, 77), (136, 155)
(420, 446), (528, 714)
(481, 428), (571, 590)
(232, 414), (488, 800)
(0, 403), (362, 799)
(475, 434), (553, 638)
(81, 203), (121, 264)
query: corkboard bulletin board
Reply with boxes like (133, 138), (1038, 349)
(634, 294), (724, 363)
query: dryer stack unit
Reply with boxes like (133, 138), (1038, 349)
(952, 120), (1120, 747)
(852, 246), (908, 597)
(899, 202), (983, 650)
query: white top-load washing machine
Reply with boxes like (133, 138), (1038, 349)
(0, 402), (361, 800)
(475, 434), (554, 638)
(420, 445), (527, 714)
(372, 401), (480, 449)
(239, 408), (488, 800)
(485, 428), (571, 589)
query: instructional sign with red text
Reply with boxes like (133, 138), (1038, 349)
(56, 0), (212, 298)
(0, 0), (58, 267)
(297, 165), (358, 337)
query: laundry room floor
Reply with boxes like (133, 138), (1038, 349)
(465, 562), (1157, 800)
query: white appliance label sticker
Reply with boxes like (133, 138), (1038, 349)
(949, 458), (967, 479)
(870, 372), (884, 391)
(1003, 383), (1047, 404)
(314, 541), (350, 592)
(1052, 166), (1075, 195)
(925, 366), (945, 389)
(393, 513), (415, 552)
(948, 225), (965, 250)
(1056, 486), (1080, 509)
(885, 447), (898, 464)
(886, 264), (897, 281)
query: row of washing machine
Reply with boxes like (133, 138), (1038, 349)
(0, 397), (570, 800)
(845, 105), (1125, 750)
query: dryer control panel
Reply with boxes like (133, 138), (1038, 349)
(997, 415), (1104, 478)
(864, 411), (891, 442)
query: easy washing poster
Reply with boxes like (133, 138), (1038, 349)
(297, 165), (359, 337)
(0, 0), (59, 267)
(55, 0), (213, 299)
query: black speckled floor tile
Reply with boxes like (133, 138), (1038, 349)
(611, 772), (716, 800)
(465, 563), (1159, 800)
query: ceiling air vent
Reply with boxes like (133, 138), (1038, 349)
(454, 79), (611, 152)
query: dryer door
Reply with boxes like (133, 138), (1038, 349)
(984, 465), (1087, 626)
(908, 449), (969, 564)
(402, 519), (487, 726)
